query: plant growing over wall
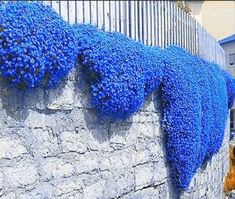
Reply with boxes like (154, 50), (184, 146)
(73, 24), (165, 119)
(0, 2), (77, 88)
(73, 24), (232, 189)
(0, 1), (233, 192)
(222, 70), (235, 109)
(161, 46), (228, 189)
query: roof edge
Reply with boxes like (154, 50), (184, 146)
(219, 34), (235, 45)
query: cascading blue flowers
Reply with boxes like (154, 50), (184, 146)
(73, 24), (232, 189)
(161, 46), (228, 189)
(222, 70), (235, 109)
(0, 1), (234, 191)
(161, 46), (202, 189)
(73, 24), (165, 119)
(0, 1), (77, 88)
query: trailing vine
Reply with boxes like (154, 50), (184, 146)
(0, 1), (234, 191)
(73, 24), (165, 119)
(222, 70), (235, 109)
(162, 46), (228, 188)
(0, 2), (77, 88)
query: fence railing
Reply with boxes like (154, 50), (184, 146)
(41, 1), (225, 67)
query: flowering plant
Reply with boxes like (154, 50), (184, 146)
(0, 2), (233, 190)
(222, 70), (235, 108)
(73, 24), (164, 119)
(162, 46), (228, 189)
(0, 2), (77, 88)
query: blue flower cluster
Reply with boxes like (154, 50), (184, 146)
(0, 2), (77, 88)
(222, 70), (235, 108)
(161, 46), (228, 189)
(73, 24), (232, 188)
(73, 24), (165, 119)
(0, 1), (233, 191)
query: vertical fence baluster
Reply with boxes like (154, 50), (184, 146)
(150, 1), (155, 45)
(120, 1), (125, 34)
(115, 1), (120, 32)
(51, 1), (60, 15)
(90, 1), (97, 26)
(152, 0), (156, 46)
(126, 1), (130, 37)
(158, 1), (162, 47)
(153, 1), (157, 46)
(178, 6), (181, 46)
(109, 1), (114, 31)
(147, 1), (151, 45)
(130, 1), (135, 40)
(68, 1), (76, 24)
(175, 5), (178, 46)
(142, 1), (147, 45)
(168, 1), (172, 45)
(168, 1), (172, 46)
(138, 1), (143, 42)
(186, 13), (189, 52)
(83, 1), (90, 23)
(164, 1), (167, 47)
(184, 11), (187, 49)
(97, 1), (104, 29)
(60, 1), (68, 22)
(134, 1), (138, 41)
(104, 1), (110, 31)
(75, 1), (84, 23)
(190, 16), (193, 54)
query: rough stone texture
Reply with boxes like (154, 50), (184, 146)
(0, 68), (229, 199)
(225, 190), (235, 199)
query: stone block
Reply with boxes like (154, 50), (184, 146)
(135, 164), (154, 190)
(83, 180), (105, 199)
(75, 153), (99, 174)
(4, 162), (39, 189)
(0, 172), (3, 190)
(25, 111), (56, 128)
(47, 81), (75, 111)
(60, 131), (87, 154)
(0, 137), (27, 160)
(153, 159), (168, 184)
(54, 179), (82, 196)
(27, 128), (60, 157)
(41, 157), (74, 180)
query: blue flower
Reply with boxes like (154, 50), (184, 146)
(222, 70), (235, 108)
(161, 46), (228, 189)
(73, 24), (164, 119)
(73, 25), (230, 189)
(0, 2), (77, 88)
(1, 2), (231, 190)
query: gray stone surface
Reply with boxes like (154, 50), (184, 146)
(0, 69), (230, 199)
(225, 190), (235, 199)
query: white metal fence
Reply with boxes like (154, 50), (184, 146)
(42, 1), (224, 67)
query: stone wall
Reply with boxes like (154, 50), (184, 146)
(0, 67), (229, 199)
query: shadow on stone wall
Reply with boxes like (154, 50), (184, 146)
(0, 80), (71, 122)
(0, 67), (134, 143)
(75, 66), (134, 144)
(0, 78), (44, 122)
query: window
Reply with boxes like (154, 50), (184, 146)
(230, 110), (235, 140)
(229, 53), (235, 66)
(231, 109), (235, 129)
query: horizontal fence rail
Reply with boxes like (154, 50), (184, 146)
(29, 1), (224, 68)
